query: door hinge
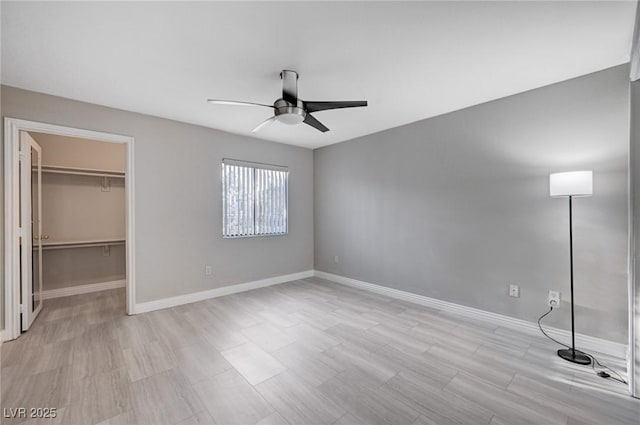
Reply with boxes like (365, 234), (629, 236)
(18, 151), (26, 162)
(19, 304), (25, 314)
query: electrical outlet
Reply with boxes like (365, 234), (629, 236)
(548, 290), (560, 308)
(334, 255), (339, 263)
(205, 266), (212, 276)
(509, 284), (520, 298)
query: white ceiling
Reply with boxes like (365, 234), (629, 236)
(2, 1), (637, 149)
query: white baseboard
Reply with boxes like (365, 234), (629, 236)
(314, 270), (627, 359)
(42, 279), (126, 300)
(134, 270), (314, 314)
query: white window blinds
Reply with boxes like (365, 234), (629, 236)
(222, 159), (288, 237)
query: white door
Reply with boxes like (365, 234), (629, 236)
(20, 131), (43, 331)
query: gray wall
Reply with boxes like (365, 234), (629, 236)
(631, 78), (639, 396)
(30, 131), (127, 172)
(42, 245), (126, 291)
(1, 85), (314, 307)
(315, 65), (629, 343)
(41, 173), (125, 244)
(0, 4), (3, 332)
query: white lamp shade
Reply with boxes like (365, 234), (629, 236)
(549, 171), (593, 198)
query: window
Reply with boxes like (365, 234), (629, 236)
(222, 159), (288, 237)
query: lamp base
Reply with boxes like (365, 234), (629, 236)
(557, 348), (591, 365)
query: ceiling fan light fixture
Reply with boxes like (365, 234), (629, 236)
(277, 114), (305, 125)
(276, 108), (306, 125)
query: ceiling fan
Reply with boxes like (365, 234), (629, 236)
(207, 70), (367, 133)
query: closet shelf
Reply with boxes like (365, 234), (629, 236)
(40, 239), (126, 251)
(40, 165), (125, 179)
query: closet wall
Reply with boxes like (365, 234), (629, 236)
(29, 132), (126, 291)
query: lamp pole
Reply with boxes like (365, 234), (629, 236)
(557, 194), (591, 365)
(569, 195), (576, 356)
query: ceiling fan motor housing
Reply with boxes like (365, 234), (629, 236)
(275, 70), (306, 124)
(274, 98), (306, 125)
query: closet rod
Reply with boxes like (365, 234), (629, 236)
(40, 165), (125, 179)
(40, 239), (126, 251)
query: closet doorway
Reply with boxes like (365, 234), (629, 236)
(4, 118), (135, 341)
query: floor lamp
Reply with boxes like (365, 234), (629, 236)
(549, 170), (593, 365)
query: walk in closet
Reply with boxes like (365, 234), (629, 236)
(29, 132), (126, 297)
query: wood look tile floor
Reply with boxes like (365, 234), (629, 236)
(1, 277), (638, 425)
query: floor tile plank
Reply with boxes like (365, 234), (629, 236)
(192, 369), (274, 425)
(256, 370), (345, 425)
(220, 342), (287, 386)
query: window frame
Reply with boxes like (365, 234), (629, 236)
(221, 158), (289, 238)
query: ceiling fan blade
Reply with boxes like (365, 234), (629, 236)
(303, 113), (329, 133)
(207, 99), (274, 108)
(252, 116), (277, 133)
(304, 100), (367, 113)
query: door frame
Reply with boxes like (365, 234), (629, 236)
(3, 118), (136, 341)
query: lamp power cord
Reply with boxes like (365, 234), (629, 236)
(537, 307), (627, 385)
